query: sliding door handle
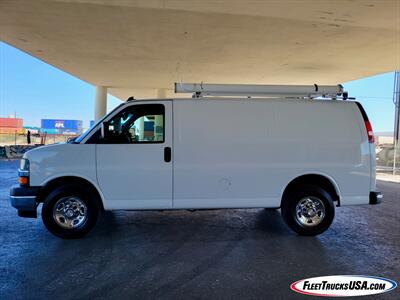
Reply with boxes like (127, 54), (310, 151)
(164, 147), (171, 163)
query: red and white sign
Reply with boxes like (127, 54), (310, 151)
(291, 275), (397, 297)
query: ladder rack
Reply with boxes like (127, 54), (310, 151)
(174, 82), (349, 100)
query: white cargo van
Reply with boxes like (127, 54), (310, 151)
(10, 83), (382, 238)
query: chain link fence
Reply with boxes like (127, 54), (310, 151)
(0, 133), (79, 159)
(0, 132), (78, 147)
(376, 142), (400, 175)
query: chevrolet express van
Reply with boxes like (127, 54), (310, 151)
(10, 83), (382, 238)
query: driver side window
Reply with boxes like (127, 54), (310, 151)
(104, 104), (165, 144)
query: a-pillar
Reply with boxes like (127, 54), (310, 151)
(155, 89), (166, 141)
(94, 86), (107, 121)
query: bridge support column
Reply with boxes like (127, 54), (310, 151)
(156, 88), (167, 98)
(95, 86), (107, 121)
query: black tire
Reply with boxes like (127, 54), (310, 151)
(42, 184), (100, 239)
(264, 207), (279, 211)
(281, 184), (335, 236)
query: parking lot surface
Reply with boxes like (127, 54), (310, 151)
(0, 160), (399, 299)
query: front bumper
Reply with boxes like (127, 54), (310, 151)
(10, 184), (41, 218)
(369, 191), (383, 205)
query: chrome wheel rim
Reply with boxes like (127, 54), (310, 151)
(295, 196), (325, 227)
(53, 196), (87, 229)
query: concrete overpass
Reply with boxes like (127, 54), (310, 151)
(0, 0), (399, 119)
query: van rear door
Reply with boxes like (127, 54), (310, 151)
(355, 102), (376, 192)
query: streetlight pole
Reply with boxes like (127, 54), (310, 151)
(393, 71), (400, 175)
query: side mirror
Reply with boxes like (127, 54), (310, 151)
(67, 136), (77, 144)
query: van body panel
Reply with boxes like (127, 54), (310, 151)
(28, 143), (97, 188)
(173, 98), (371, 208)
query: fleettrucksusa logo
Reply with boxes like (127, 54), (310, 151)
(291, 275), (397, 297)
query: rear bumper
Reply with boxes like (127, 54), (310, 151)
(10, 185), (41, 218)
(369, 191), (383, 205)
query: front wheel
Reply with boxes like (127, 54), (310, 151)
(42, 184), (100, 239)
(281, 184), (335, 236)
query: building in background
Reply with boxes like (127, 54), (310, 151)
(0, 117), (24, 134)
(375, 133), (394, 146)
(41, 119), (83, 135)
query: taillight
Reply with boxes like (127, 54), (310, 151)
(355, 102), (374, 144)
(365, 120), (375, 143)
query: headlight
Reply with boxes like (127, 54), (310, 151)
(20, 158), (30, 171)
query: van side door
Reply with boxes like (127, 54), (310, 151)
(96, 101), (173, 209)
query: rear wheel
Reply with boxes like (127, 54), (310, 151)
(281, 184), (335, 236)
(42, 184), (100, 239)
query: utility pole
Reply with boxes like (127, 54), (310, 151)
(393, 71), (400, 175)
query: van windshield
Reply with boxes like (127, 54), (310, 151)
(74, 103), (124, 143)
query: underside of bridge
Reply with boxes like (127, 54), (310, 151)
(0, 0), (399, 102)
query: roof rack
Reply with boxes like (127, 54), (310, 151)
(174, 82), (350, 100)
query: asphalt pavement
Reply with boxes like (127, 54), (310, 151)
(0, 159), (399, 299)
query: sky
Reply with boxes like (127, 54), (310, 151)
(343, 72), (396, 133)
(0, 42), (122, 129)
(0, 41), (397, 133)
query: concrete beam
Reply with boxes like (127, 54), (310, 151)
(0, 0), (399, 100)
